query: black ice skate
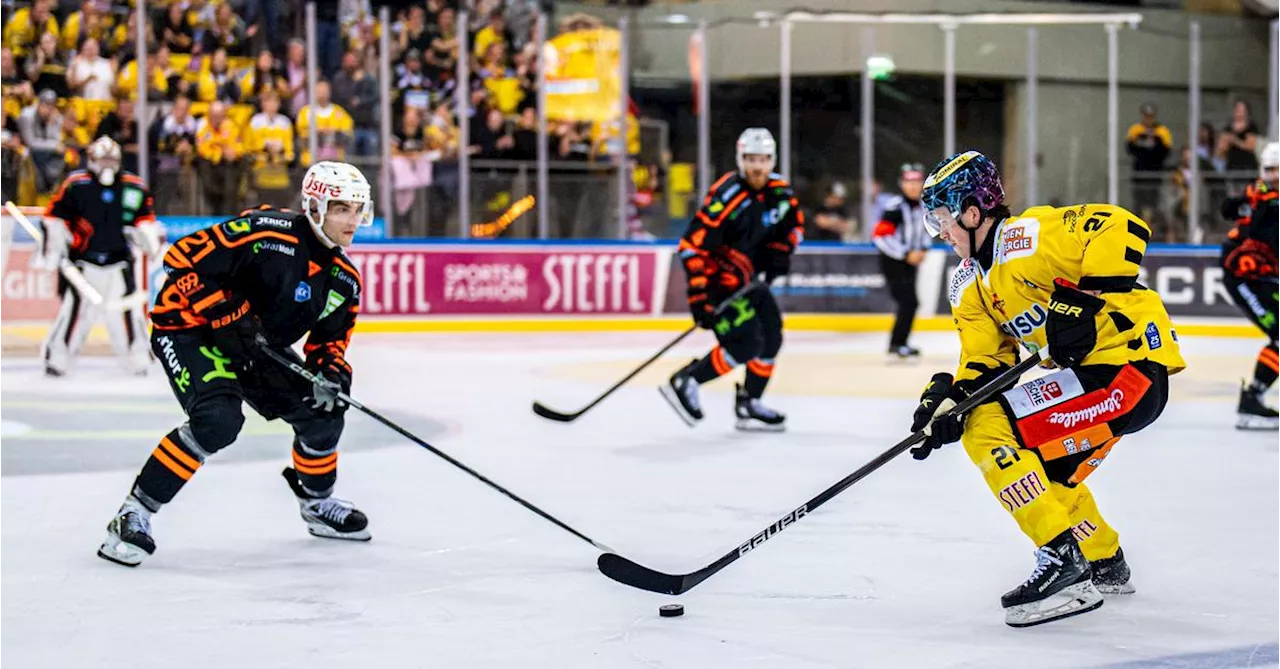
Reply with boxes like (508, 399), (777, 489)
(1001, 530), (1103, 627)
(887, 345), (921, 363)
(1091, 547), (1135, 595)
(734, 383), (786, 432)
(1236, 382), (1279, 430)
(96, 498), (156, 567)
(660, 359), (704, 427)
(282, 468), (371, 541)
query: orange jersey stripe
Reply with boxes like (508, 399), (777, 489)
(293, 452), (338, 468)
(191, 290), (227, 313)
(211, 226), (298, 249)
(710, 346), (733, 375)
(746, 360), (774, 377)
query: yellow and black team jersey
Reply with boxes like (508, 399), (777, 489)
(948, 203), (1187, 389)
(152, 207), (362, 376)
(677, 171), (804, 306)
(46, 170), (156, 263)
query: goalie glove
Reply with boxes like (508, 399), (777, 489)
(125, 222), (165, 263)
(908, 373), (965, 460)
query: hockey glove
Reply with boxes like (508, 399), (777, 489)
(908, 373), (965, 460)
(305, 359), (351, 414)
(1225, 239), (1278, 280)
(210, 312), (264, 369)
(689, 297), (718, 330)
(1045, 279), (1105, 369)
(760, 252), (791, 283)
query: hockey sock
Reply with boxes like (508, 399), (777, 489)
(691, 346), (736, 384)
(133, 428), (205, 508)
(292, 439), (338, 498)
(744, 358), (775, 398)
(1251, 343), (1279, 394)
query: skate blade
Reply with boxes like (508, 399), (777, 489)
(96, 538), (150, 567)
(1236, 414), (1279, 430)
(659, 384), (698, 428)
(306, 524), (372, 542)
(1005, 581), (1104, 628)
(735, 418), (786, 433)
(1095, 581), (1136, 595)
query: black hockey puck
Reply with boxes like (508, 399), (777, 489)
(658, 604), (684, 618)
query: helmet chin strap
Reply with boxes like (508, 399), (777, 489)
(305, 200), (339, 249)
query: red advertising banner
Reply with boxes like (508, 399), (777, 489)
(347, 246), (663, 316)
(2, 245), (60, 321)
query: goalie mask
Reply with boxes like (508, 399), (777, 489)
(86, 136), (122, 186)
(300, 161), (374, 248)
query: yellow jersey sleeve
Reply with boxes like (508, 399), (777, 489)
(1066, 204), (1151, 293)
(948, 260), (1019, 390)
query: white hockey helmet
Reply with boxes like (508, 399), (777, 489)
(300, 161), (374, 247)
(736, 128), (777, 175)
(1261, 141), (1279, 175)
(86, 136), (122, 186)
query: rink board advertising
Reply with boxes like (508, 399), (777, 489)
(0, 216), (1248, 322)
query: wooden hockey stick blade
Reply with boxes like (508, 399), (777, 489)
(531, 401), (580, 422)
(596, 348), (1050, 596)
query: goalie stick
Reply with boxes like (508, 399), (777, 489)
(255, 341), (616, 553)
(4, 201), (149, 312)
(597, 346), (1051, 595)
(532, 281), (766, 423)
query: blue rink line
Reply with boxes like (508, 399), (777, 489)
(1091, 643), (1279, 669)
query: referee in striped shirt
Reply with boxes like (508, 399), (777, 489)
(872, 163), (931, 360)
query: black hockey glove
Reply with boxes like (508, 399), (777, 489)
(305, 359), (351, 414)
(209, 312), (264, 369)
(1045, 279), (1105, 369)
(908, 373), (965, 460)
(689, 297), (718, 330)
(760, 252), (791, 283)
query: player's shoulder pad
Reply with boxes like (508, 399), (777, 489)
(118, 171), (148, 189)
(708, 171), (745, 203)
(765, 173), (796, 197)
(239, 207), (307, 234)
(948, 258), (979, 308)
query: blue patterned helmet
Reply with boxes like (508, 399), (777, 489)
(921, 151), (1005, 236)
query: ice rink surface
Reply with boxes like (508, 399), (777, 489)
(2, 328), (1277, 668)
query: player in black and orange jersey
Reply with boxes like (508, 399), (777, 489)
(661, 128), (804, 432)
(97, 161), (373, 567)
(39, 136), (162, 377)
(1220, 141), (1279, 429)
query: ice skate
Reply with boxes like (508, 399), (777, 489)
(1001, 530), (1103, 627)
(660, 359), (704, 426)
(734, 383), (786, 432)
(1236, 381), (1279, 430)
(96, 497), (156, 567)
(887, 345), (921, 363)
(1091, 547), (1135, 595)
(282, 468), (371, 541)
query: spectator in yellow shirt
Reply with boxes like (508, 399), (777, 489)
(195, 100), (244, 213)
(295, 80), (354, 164)
(4, 0), (59, 61)
(197, 47), (240, 102)
(246, 89), (295, 207)
(114, 48), (169, 101)
(60, 0), (114, 55)
(472, 9), (507, 60)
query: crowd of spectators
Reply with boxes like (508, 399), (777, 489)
(1125, 98), (1263, 240)
(1, 0), (636, 222)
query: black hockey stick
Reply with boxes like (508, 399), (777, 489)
(597, 347), (1051, 595)
(531, 281), (766, 423)
(255, 340), (616, 553)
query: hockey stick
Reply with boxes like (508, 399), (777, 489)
(531, 280), (766, 423)
(597, 346), (1051, 595)
(254, 340), (616, 553)
(4, 201), (148, 312)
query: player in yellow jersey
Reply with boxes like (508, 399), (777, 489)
(909, 151), (1186, 628)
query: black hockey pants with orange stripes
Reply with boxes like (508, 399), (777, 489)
(129, 330), (345, 512)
